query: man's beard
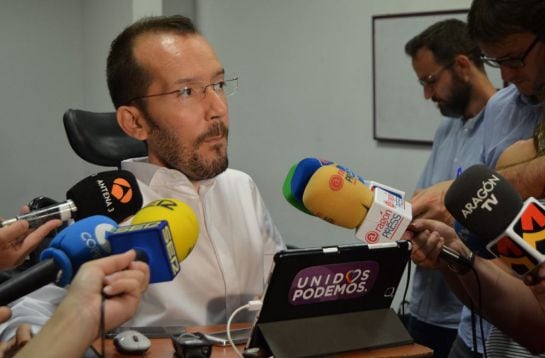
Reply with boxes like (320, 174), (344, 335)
(434, 72), (471, 118)
(142, 110), (229, 181)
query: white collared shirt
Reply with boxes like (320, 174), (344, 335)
(0, 159), (284, 339)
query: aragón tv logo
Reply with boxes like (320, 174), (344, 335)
(288, 261), (379, 305)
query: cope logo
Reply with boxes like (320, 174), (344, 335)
(288, 261), (379, 305)
(110, 178), (134, 203)
(79, 222), (115, 258)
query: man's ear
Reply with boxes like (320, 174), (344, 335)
(116, 105), (149, 141)
(453, 54), (472, 81)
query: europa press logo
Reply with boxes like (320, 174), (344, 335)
(110, 177), (134, 203)
(288, 261), (379, 305)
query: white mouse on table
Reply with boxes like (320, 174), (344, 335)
(113, 329), (151, 355)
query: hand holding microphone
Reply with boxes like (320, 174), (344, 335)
(284, 157), (473, 270)
(0, 218), (62, 270)
(108, 198), (199, 283)
(0, 198), (199, 306)
(283, 157), (375, 228)
(1, 170), (143, 229)
(284, 157), (409, 240)
(12, 250), (150, 358)
(57, 249), (150, 334)
(403, 219), (475, 273)
(444, 164), (545, 279)
(410, 180), (455, 225)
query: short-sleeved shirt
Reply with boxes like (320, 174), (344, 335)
(458, 84), (543, 354)
(411, 109), (486, 329)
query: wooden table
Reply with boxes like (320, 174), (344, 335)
(93, 324), (433, 357)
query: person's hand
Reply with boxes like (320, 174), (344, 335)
(59, 249), (150, 335)
(0, 307), (10, 324)
(0, 219), (62, 270)
(403, 218), (467, 269)
(410, 180), (454, 225)
(12, 251), (149, 358)
(0, 324), (32, 358)
(524, 264), (545, 314)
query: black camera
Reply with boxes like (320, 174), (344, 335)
(171, 332), (212, 358)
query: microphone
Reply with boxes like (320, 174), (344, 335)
(0, 215), (117, 305)
(302, 164), (374, 228)
(107, 198), (199, 283)
(297, 163), (411, 241)
(0, 198), (199, 305)
(290, 158), (335, 202)
(445, 164), (545, 277)
(282, 157), (370, 223)
(282, 158), (337, 216)
(1, 170), (143, 229)
(282, 163), (312, 215)
(288, 159), (470, 267)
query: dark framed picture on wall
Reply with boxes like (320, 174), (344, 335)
(372, 9), (503, 144)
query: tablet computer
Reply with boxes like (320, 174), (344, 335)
(246, 241), (412, 357)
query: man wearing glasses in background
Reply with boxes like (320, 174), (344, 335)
(404, 19), (496, 358)
(408, 0), (545, 356)
(411, 0), (545, 225)
(0, 15), (285, 342)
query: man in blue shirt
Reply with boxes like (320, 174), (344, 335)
(410, 0), (545, 356)
(403, 19), (496, 358)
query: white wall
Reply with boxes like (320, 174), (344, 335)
(0, 0), (164, 219)
(0, 0), (470, 250)
(0, 0), (87, 215)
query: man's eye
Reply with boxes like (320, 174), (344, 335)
(213, 81), (226, 91)
(180, 87), (193, 97)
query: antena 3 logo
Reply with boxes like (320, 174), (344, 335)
(288, 261), (379, 305)
(96, 177), (134, 212)
(462, 174), (500, 218)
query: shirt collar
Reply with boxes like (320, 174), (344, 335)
(515, 88), (543, 107)
(121, 157), (217, 193)
(461, 107), (485, 133)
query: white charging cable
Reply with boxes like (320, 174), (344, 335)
(226, 300), (263, 358)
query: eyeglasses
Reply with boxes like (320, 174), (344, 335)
(480, 36), (539, 69)
(418, 64), (452, 87)
(127, 77), (239, 105)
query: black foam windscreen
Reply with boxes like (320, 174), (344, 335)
(66, 170), (143, 223)
(538, 21), (545, 42)
(444, 165), (523, 240)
